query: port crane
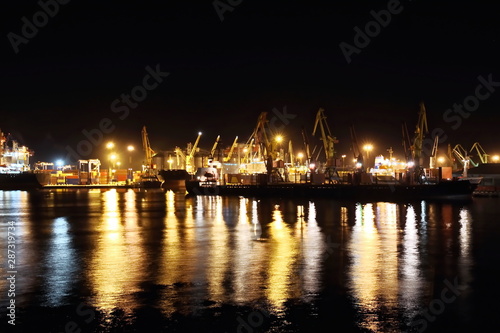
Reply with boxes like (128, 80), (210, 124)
(401, 122), (412, 164)
(141, 126), (156, 175)
(174, 146), (186, 168)
(185, 132), (202, 174)
(208, 135), (220, 163)
(223, 136), (238, 163)
(312, 108), (339, 183)
(247, 112), (283, 182)
(429, 135), (439, 169)
(301, 126), (312, 167)
(452, 144), (478, 176)
(412, 102), (429, 169)
(402, 102), (429, 183)
(469, 142), (489, 164)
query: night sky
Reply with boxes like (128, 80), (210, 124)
(1, 0), (499, 166)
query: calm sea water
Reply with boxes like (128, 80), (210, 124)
(1, 188), (500, 332)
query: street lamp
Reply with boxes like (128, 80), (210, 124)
(297, 152), (304, 167)
(275, 135), (283, 159)
(106, 142), (115, 184)
(492, 155), (500, 163)
(341, 154), (346, 170)
(109, 153), (117, 183)
(363, 144), (373, 171)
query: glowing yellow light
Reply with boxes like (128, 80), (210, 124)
(106, 142), (114, 149)
(127, 145), (134, 152)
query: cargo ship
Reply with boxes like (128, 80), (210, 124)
(185, 176), (477, 201)
(0, 130), (49, 190)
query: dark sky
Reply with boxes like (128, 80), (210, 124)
(1, 0), (499, 165)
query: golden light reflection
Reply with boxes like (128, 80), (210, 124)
(233, 198), (262, 304)
(348, 202), (399, 332)
(266, 205), (299, 312)
(207, 196), (230, 302)
(88, 189), (144, 313)
(400, 205), (422, 314)
(300, 202), (323, 300)
(158, 191), (197, 315)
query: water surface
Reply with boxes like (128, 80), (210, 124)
(1, 188), (499, 332)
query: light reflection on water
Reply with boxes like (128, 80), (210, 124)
(0, 189), (479, 331)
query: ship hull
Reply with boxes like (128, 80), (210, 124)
(0, 172), (49, 191)
(186, 180), (477, 201)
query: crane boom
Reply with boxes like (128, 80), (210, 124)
(412, 102), (429, 167)
(453, 144), (478, 168)
(429, 135), (439, 168)
(312, 108), (337, 166)
(349, 125), (362, 164)
(288, 140), (294, 165)
(185, 132), (202, 173)
(469, 142), (489, 164)
(141, 126), (155, 173)
(301, 126), (311, 166)
(223, 136), (238, 162)
(210, 135), (220, 159)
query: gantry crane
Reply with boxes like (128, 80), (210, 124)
(141, 126), (156, 175)
(312, 108), (339, 182)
